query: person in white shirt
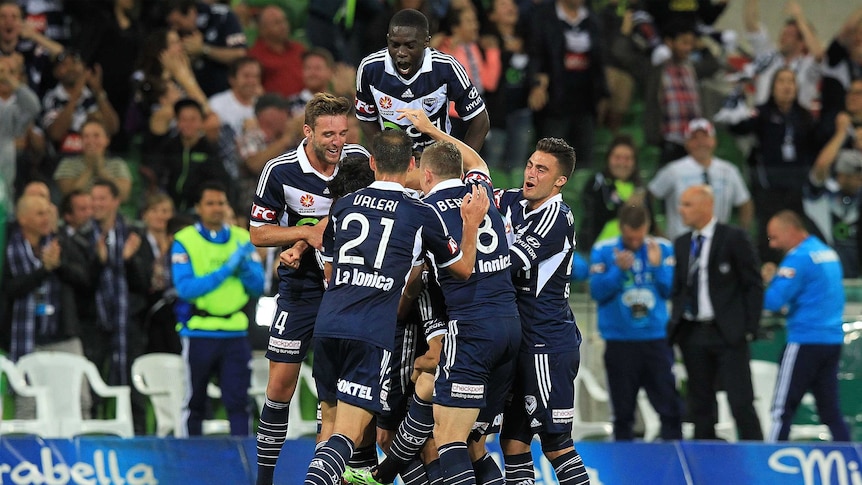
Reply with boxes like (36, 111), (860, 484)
(649, 118), (753, 239)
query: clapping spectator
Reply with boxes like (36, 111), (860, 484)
(54, 120), (132, 201)
(0, 0), (63, 95)
(164, 0), (248, 97)
(0, 54), (39, 215)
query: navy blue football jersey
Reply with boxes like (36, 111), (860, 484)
(316, 182), (462, 350)
(497, 190), (580, 353)
(250, 140), (370, 297)
(423, 172), (518, 319)
(355, 48), (486, 151)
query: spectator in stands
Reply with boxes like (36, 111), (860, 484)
(18, 0), (72, 45)
(820, 8), (862, 122)
(805, 149), (862, 278)
(589, 203), (683, 441)
(2, 194), (92, 417)
(164, 0), (248, 97)
(41, 49), (120, 161)
(0, 0), (63, 95)
(742, 0), (823, 112)
(84, 178), (150, 434)
(481, 0), (533, 180)
(649, 118), (753, 240)
(0, 53), (40, 215)
(729, 68), (818, 264)
(643, 0), (728, 38)
(437, 4), (501, 140)
(59, 189), (92, 236)
(527, 0), (608, 169)
(155, 99), (228, 213)
(818, 79), (862, 150)
(597, 2), (656, 134)
(76, 0), (143, 152)
(762, 210), (851, 443)
(171, 181), (263, 436)
(579, 135), (654, 251)
(208, 56), (261, 209)
(248, 6), (304, 98)
(644, 20), (720, 165)
(139, 193), (181, 355)
(54, 119), (132, 202)
(287, 47), (355, 118)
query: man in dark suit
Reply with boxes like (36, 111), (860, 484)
(668, 185), (764, 440)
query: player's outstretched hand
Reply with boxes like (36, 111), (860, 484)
(460, 183), (489, 227)
(396, 108), (435, 134)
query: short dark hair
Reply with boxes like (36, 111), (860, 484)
(165, 0), (197, 15)
(535, 137), (576, 179)
(60, 189), (88, 216)
(371, 130), (413, 174)
(255, 93), (289, 115)
(618, 203), (650, 229)
(174, 98), (205, 118)
(302, 47), (335, 69)
(421, 141), (463, 179)
(662, 19), (697, 41)
(304, 92), (351, 129)
(195, 180), (228, 204)
(228, 56), (260, 78)
(389, 8), (430, 38)
(328, 154), (374, 200)
(92, 178), (119, 198)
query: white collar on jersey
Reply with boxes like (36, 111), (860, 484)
(297, 138), (339, 181)
(520, 193), (563, 216)
(384, 47), (434, 84)
(369, 180), (406, 192)
(424, 178), (464, 198)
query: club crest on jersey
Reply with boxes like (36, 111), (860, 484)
(447, 236), (459, 255)
(379, 96), (393, 109)
(423, 97), (437, 113)
(525, 395), (537, 414)
(300, 194), (314, 208)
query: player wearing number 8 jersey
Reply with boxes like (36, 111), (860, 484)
(355, 9), (489, 153)
(305, 129), (488, 485)
(249, 93), (369, 485)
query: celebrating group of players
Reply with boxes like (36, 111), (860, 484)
(248, 9), (590, 485)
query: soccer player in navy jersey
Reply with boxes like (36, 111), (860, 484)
(249, 93), (370, 485)
(304, 129), (489, 485)
(478, 138), (591, 484)
(355, 8), (490, 153)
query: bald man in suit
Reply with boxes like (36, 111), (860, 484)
(668, 185), (764, 440)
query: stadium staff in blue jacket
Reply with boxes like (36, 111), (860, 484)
(172, 181), (264, 437)
(762, 210), (850, 442)
(589, 203), (683, 441)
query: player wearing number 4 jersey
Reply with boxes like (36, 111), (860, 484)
(249, 93), (369, 485)
(304, 129), (489, 485)
(355, 8), (489, 152)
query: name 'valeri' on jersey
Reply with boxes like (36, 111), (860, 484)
(355, 47), (486, 150)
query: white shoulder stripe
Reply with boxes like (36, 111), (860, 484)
(255, 151), (299, 196)
(534, 201), (560, 238)
(431, 52), (471, 89)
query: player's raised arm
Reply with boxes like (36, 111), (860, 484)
(397, 108), (489, 175)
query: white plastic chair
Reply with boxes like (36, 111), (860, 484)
(131, 353), (230, 436)
(0, 356), (55, 437)
(16, 351), (133, 438)
(571, 367), (613, 441)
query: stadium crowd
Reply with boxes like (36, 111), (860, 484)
(2, 0), (862, 483)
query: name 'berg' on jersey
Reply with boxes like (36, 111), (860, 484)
(250, 140), (370, 296)
(315, 181), (463, 351)
(497, 189), (580, 353)
(355, 47), (486, 151)
(422, 172), (518, 319)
